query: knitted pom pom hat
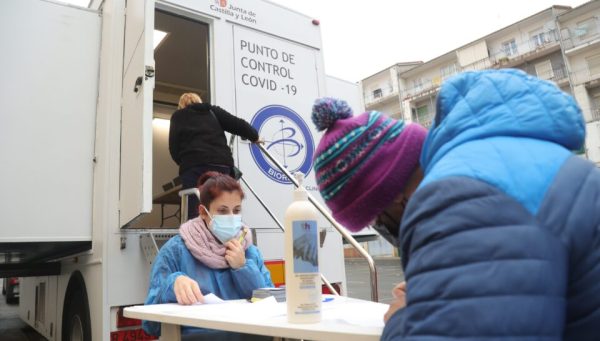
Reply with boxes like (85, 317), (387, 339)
(311, 97), (428, 232)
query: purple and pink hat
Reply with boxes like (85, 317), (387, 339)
(311, 97), (427, 232)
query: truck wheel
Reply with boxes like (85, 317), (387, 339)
(62, 288), (91, 341)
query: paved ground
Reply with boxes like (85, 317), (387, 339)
(0, 258), (404, 340)
(344, 257), (404, 304)
(0, 295), (45, 341)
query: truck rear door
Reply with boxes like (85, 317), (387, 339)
(120, 0), (155, 227)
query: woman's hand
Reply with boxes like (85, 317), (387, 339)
(252, 137), (265, 145)
(174, 275), (204, 305)
(384, 281), (407, 323)
(225, 239), (246, 269)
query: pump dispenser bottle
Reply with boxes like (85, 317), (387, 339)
(284, 172), (321, 323)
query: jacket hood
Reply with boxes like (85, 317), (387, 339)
(420, 69), (585, 174)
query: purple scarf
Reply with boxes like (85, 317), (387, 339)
(179, 217), (252, 269)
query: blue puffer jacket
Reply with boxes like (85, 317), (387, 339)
(382, 69), (600, 340)
(142, 235), (273, 337)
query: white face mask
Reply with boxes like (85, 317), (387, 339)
(202, 206), (242, 243)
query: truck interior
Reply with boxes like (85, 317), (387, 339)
(132, 9), (211, 229)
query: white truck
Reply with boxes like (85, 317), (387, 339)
(0, 0), (376, 340)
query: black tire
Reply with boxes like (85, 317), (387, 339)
(2, 278), (5, 295)
(62, 288), (91, 341)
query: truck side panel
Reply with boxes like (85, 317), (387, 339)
(0, 0), (100, 242)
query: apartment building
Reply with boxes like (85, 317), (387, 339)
(558, 0), (600, 162)
(361, 1), (600, 165)
(360, 62), (422, 118)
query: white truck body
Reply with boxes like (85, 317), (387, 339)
(0, 0), (360, 339)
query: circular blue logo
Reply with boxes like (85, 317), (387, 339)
(250, 105), (315, 184)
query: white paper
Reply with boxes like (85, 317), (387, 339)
(195, 293), (225, 305)
(236, 296), (287, 321)
(324, 301), (389, 328)
(253, 295), (277, 305)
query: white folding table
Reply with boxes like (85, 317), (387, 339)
(124, 295), (388, 341)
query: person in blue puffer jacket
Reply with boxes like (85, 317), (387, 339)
(310, 69), (600, 340)
(142, 172), (273, 340)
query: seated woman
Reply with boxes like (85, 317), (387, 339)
(143, 172), (274, 340)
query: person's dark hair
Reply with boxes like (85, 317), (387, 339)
(197, 171), (244, 208)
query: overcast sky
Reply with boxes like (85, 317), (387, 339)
(62, 0), (591, 82)
(270, 0), (590, 82)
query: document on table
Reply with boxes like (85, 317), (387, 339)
(157, 294), (285, 320)
(323, 300), (389, 328)
(194, 293), (224, 305)
(157, 294), (225, 314)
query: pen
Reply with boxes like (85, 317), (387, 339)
(238, 228), (247, 243)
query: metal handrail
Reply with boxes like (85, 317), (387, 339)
(239, 177), (283, 233)
(255, 144), (378, 302)
(231, 136), (339, 296)
(239, 175), (339, 296)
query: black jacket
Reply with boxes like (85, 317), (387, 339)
(168, 103), (259, 174)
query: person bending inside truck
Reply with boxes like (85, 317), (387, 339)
(143, 172), (273, 340)
(310, 69), (600, 340)
(169, 92), (262, 219)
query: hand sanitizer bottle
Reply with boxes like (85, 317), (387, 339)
(284, 172), (321, 323)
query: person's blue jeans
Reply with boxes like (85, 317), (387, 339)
(180, 164), (231, 220)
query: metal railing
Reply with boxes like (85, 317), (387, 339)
(569, 65), (600, 85)
(404, 79), (440, 99)
(562, 18), (600, 50)
(489, 29), (560, 64)
(364, 86), (399, 105)
(238, 175), (340, 297)
(536, 66), (568, 83)
(255, 143), (379, 302)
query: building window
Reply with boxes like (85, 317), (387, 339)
(575, 17), (599, 40)
(587, 54), (600, 77)
(413, 105), (433, 128)
(530, 27), (549, 48)
(416, 105), (428, 118)
(502, 39), (518, 57)
(535, 60), (554, 80)
(373, 88), (383, 99)
(440, 63), (457, 80)
(413, 78), (423, 92)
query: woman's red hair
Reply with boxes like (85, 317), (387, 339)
(197, 171), (244, 208)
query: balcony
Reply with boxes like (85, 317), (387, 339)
(490, 30), (560, 68)
(404, 77), (443, 101)
(364, 86), (398, 107)
(570, 65), (600, 85)
(537, 66), (569, 85)
(563, 18), (600, 54)
(461, 57), (494, 72)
